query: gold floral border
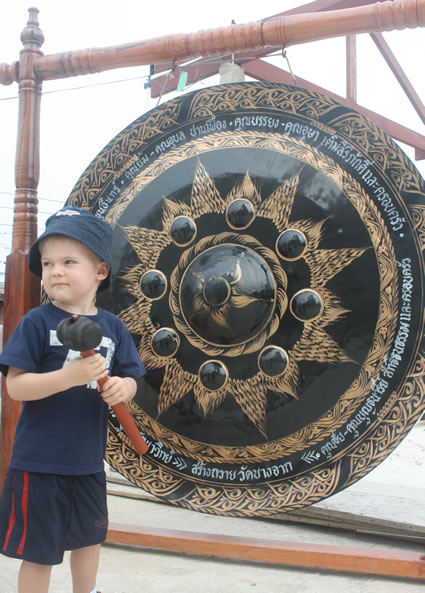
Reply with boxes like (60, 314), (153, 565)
(68, 83), (425, 210)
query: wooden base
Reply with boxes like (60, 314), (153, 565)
(106, 522), (425, 581)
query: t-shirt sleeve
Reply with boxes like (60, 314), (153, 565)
(112, 318), (146, 379)
(0, 314), (44, 375)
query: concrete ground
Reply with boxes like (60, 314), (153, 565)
(1, 422), (424, 593)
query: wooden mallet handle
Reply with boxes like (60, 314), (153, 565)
(57, 315), (148, 455)
(81, 350), (148, 454)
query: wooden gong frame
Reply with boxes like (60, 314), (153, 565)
(0, 0), (424, 580)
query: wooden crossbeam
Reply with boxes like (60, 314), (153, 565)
(106, 522), (425, 581)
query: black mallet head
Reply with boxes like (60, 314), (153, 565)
(57, 314), (103, 352)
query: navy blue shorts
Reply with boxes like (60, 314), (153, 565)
(0, 469), (108, 565)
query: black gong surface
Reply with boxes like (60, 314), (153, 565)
(68, 82), (425, 516)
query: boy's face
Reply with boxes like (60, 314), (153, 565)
(39, 235), (110, 312)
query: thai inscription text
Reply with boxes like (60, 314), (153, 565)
(283, 120), (320, 142)
(234, 115), (281, 132)
(382, 258), (412, 379)
(189, 117), (227, 137)
(95, 182), (121, 217)
(124, 153), (149, 181)
(191, 460), (293, 482)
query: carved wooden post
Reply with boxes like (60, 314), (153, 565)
(0, 8), (43, 490)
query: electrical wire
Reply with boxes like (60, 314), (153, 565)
(0, 72), (150, 102)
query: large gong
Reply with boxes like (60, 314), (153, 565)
(68, 82), (425, 516)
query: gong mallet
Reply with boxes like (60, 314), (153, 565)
(57, 314), (148, 455)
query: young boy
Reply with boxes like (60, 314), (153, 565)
(0, 207), (146, 593)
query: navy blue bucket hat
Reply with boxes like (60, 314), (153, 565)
(29, 206), (113, 291)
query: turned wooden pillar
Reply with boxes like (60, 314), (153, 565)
(0, 8), (43, 490)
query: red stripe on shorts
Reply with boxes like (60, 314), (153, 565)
(17, 472), (29, 555)
(2, 482), (16, 551)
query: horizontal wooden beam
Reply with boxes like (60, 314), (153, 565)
(149, 0), (378, 82)
(106, 522), (425, 580)
(14, 0), (425, 83)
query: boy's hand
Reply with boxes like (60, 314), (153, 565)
(6, 354), (109, 402)
(63, 353), (108, 387)
(100, 376), (137, 406)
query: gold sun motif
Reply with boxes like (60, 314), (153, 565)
(118, 159), (366, 437)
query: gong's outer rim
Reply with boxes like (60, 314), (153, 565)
(68, 82), (425, 515)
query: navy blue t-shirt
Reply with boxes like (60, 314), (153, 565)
(0, 302), (145, 475)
